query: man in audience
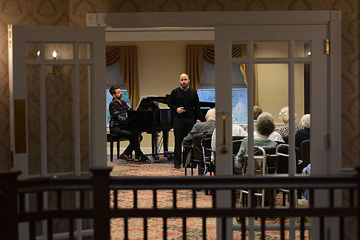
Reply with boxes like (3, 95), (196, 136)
(295, 114), (311, 148)
(234, 112), (278, 174)
(182, 108), (216, 167)
(278, 106), (303, 138)
(168, 73), (201, 169)
(182, 108), (216, 146)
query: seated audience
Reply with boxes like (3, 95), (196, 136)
(295, 114), (311, 148)
(234, 112), (278, 174)
(243, 105), (262, 132)
(182, 108), (216, 146)
(182, 108), (216, 167)
(278, 106), (303, 137)
(211, 116), (247, 163)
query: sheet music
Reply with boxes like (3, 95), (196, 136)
(135, 95), (157, 110)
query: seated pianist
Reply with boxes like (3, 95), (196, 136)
(108, 85), (147, 162)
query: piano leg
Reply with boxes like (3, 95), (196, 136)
(151, 131), (158, 156)
(163, 130), (169, 153)
(133, 134), (141, 160)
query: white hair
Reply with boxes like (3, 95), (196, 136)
(205, 108), (216, 121)
(279, 106), (297, 122)
(301, 114), (311, 128)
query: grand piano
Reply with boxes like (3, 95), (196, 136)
(126, 95), (215, 162)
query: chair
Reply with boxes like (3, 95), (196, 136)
(184, 132), (213, 176)
(240, 146), (268, 207)
(300, 139), (310, 169)
(275, 144), (302, 174)
(282, 136), (289, 144)
(107, 134), (129, 162)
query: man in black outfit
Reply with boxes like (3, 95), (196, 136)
(108, 85), (146, 161)
(168, 73), (201, 168)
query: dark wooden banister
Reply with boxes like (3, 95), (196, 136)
(0, 167), (359, 240)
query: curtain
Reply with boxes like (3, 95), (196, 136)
(186, 44), (258, 105)
(106, 46), (140, 108)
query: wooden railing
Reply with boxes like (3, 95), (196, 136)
(0, 167), (359, 240)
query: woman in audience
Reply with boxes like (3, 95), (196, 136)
(278, 107), (303, 138)
(295, 114), (311, 148)
(234, 112), (277, 174)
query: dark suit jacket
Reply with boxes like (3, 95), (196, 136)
(182, 120), (216, 146)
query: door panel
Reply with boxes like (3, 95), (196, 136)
(9, 25), (105, 239)
(215, 24), (328, 240)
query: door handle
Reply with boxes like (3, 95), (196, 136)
(220, 111), (228, 154)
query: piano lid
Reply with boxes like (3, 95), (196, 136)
(135, 95), (169, 111)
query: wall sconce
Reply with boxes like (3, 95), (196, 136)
(52, 50), (58, 59)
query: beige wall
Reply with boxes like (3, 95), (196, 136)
(256, 42), (305, 123)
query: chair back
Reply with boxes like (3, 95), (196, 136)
(232, 139), (244, 155)
(282, 136), (289, 144)
(275, 144), (302, 174)
(192, 133), (204, 163)
(300, 139), (310, 168)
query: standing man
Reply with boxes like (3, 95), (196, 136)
(168, 73), (201, 168)
(109, 85), (146, 161)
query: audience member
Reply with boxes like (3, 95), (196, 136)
(295, 114), (311, 148)
(278, 107), (303, 137)
(211, 116), (247, 163)
(234, 112), (278, 174)
(243, 106), (262, 132)
(182, 108), (216, 146)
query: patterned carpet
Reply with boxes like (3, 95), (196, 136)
(107, 156), (309, 240)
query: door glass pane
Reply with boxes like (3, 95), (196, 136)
(45, 43), (74, 60)
(231, 43), (247, 58)
(45, 66), (74, 174)
(27, 66), (41, 176)
(294, 41), (311, 58)
(26, 43), (40, 60)
(295, 63), (310, 175)
(254, 42), (288, 58)
(79, 65), (91, 172)
(256, 63), (288, 175)
(79, 43), (91, 60)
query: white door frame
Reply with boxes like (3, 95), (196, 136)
(9, 25), (106, 240)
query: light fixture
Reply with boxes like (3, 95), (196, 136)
(307, 52), (311, 56)
(52, 50), (57, 59)
(37, 51), (40, 56)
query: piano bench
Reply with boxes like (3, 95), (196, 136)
(107, 134), (129, 162)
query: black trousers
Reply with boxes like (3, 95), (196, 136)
(110, 126), (143, 156)
(173, 118), (195, 167)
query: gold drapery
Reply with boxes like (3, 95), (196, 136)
(186, 44), (258, 105)
(106, 46), (140, 108)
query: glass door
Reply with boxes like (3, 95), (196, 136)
(215, 24), (329, 239)
(9, 25), (106, 239)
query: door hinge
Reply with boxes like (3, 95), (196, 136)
(325, 134), (331, 150)
(325, 39), (330, 55)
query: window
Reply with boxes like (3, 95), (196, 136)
(198, 60), (248, 124)
(197, 89), (248, 124)
(106, 89), (130, 127)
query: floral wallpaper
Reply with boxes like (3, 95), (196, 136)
(0, 1), (358, 237)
